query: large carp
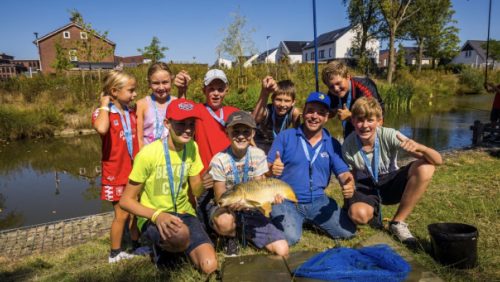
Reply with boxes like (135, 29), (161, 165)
(218, 178), (298, 217)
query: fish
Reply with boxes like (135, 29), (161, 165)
(217, 178), (298, 217)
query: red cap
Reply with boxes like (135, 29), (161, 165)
(166, 99), (200, 120)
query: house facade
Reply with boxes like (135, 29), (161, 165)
(276, 41), (308, 64)
(34, 22), (116, 73)
(379, 47), (432, 68)
(255, 48), (278, 64)
(452, 40), (498, 69)
(302, 25), (379, 64)
(0, 53), (40, 79)
(114, 55), (148, 68)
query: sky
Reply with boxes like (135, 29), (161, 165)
(1, 0), (499, 64)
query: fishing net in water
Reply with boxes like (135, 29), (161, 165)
(293, 244), (411, 282)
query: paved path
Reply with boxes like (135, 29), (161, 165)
(0, 212), (113, 258)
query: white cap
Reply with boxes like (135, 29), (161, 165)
(204, 69), (228, 86)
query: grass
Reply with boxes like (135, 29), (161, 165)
(0, 148), (499, 282)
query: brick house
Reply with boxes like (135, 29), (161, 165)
(33, 22), (116, 73)
(0, 53), (39, 79)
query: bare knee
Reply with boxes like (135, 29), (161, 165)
(411, 160), (436, 182)
(199, 256), (218, 274)
(267, 240), (289, 256)
(213, 213), (236, 237)
(348, 205), (373, 225)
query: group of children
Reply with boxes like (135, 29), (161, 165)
(92, 61), (442, 275)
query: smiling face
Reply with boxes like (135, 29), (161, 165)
(165, 118), (196, 145)
(272, 94), (295, 116)
(327, 74), (350, 98)
(203, 79), (228, 109)
(352, 115), (382, 144)
(226, 124), (254, 153)
(149, 70), (172, 101)
(302, 102), (329, 134)
(112, 78), (137, 106)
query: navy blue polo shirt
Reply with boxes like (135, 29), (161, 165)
(268, 126), (349, 203)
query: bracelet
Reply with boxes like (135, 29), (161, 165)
(98, 106), (110, 112)
(151, 210), (162, 224)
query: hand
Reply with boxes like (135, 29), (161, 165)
(341, 174), (355, 199)
(272, 151), (284, 176)
(99, 93), (111, 107)
(202, 170), (214, 189)
(396, 133), (424, 154)
(337, 103), (351, 121)
(261, 76), (277, 95)
(174, 70), (191, 90)
(273, 194), (285, 204)
(155, 212), (184, 240)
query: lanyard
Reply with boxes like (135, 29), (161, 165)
(356, 133), (380, 183)
(110, 103), (134, 160)
(227, 147), (250, 185)
(150, 94), (169, 139)
(271, 108), (289, 138)
(162, 139), (187, 214)
(205, 105), (225, 127)
(339, 82), (352, 129)
(300, 136), (323, 189)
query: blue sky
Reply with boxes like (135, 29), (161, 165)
(1, 0), (498, 64)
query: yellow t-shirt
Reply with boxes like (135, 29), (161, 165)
(129, 139), (203, 229)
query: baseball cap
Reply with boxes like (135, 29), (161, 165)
(226, 111), (256, 129)
(166, 99), (200, 120)
(204, 69), (228, 86)
(305, 92), (331, 109)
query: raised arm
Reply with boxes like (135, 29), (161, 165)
(396, 133), (443, 166)
(174, 70), (191, 99)
(93, 94), (111, 135)
(252, 76), (277, 124)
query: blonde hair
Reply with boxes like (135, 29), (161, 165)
(351, 96), (383, 120)
(101, 70), (135, 97)
(147, 62), (172, 82)
(272, 80), (296, 100)
(321, 61), (349, 86)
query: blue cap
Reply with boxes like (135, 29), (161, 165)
(305, 92), (331, 109)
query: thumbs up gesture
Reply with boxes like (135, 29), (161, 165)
(337, 103), (351, 121)
(272, 151), (284, 176)
(340, 172), (355, 199)
(396, 132), (422, 154)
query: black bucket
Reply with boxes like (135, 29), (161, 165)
(428, 223), (478, 269)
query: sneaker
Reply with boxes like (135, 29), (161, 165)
(108, 251), (136, 263)
(222, 237), (240, 257)
(389, 221), (417, 245)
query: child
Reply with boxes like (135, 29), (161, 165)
(119, 99), (217, 274)
(92, 70), (140, 263)
(342, 97), (442, 245)
(252, 76), (301, 153)
(136, 62), (191, 149)
(321, 61), (384, 138)
(485, 82), (500, 142)
(208, 111), (289, 256)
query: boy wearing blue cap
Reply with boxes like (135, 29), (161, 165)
(267, 92), (357, 246)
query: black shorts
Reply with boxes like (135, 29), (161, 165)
(346, 162), (413, 217)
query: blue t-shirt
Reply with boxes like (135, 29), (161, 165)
(267, 126), (349, 203)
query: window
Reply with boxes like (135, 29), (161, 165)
(329, 48), (332, 57)
(465, 50), (471, 57)
(305, 53), (308, 61)
(311, 52), (315, 60)
(80, 32), (87, 39)
(319, 50), (325, 59)
(69, 49), (78, 62)
(63, 31), (70, 39)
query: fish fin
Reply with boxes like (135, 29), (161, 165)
(246, 199), (261, 207)
(261, 202), (273, 218)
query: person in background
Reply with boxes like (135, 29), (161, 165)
(485, 82), (500, 142)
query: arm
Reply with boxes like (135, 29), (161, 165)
(188, 174), (204, 198)
(174, 70), (191, 99)
(135, 99), (146, 149)
(252, 76), (276, 124)
(396, 133), (443, 165)
(93, 95), (111, 135)
(337, 172), (355, 199)
(213, 180), (227, 201)
(291, 107), (302, 127)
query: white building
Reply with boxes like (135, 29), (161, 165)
(255, 48), (278, 64)
(452, 40), (498, 69)
(276, 41), (308, 64)
(214, 57), (233, 69)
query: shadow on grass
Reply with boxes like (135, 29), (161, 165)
(0, 258), (53, 282)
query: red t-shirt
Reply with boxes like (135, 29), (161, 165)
(92, 107), (139, 186)
(195, 104), (239, 175)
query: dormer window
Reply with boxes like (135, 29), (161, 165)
(63, 31), (70, 39)
(80, 32), (88, 40)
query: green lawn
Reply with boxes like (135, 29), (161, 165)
(1, 148), (499, 281)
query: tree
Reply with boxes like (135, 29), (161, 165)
(396, 43), (407, 70)
(378, 0), (418, 83)
(52, 41), (74, 73)
(137, 36), (168, 63)
(216, 9), (256, 65)
(482, 39), (500, 67)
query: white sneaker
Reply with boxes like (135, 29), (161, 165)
(389, 221), (417, 244)
(108, 251), (136, 263)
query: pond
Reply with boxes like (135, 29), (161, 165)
(0, 94), (494, 230)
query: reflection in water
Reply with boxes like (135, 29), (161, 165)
(0, 95), (493, 230)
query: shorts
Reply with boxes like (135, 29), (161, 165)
(207, 203), (286, 249)
(491, 108), (500, 123)
(346, 162), (413, 218)
(141, 213), (213, 255)
(101, 184), (125, 202)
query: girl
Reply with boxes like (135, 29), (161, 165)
(136, 62), (190, 149)
(92, 70), (140, 263)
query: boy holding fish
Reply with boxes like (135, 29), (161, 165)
(208, 111), (289, 256)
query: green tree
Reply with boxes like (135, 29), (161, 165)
(481, 39), (500, 66)
(396, 43), (407, 70)
(137, 36), (168, 63)
(51, 41), (74, 73)
(378, 0), (418, 83)
(216, 9), (256, 65)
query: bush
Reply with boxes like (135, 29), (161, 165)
(457, 67), (485, 94)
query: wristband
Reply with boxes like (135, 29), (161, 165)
(98, 106), (110, 112)
(151, 210), (162, 224)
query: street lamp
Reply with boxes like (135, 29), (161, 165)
(266, 35), (271, 63)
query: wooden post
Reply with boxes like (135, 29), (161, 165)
(471, 120), (484, 146)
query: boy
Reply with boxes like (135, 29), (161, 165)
(119, 99), (217, 274)
(321, 61), (384, 138)
(268, 92), (357, 246)
(208, 111), (289, 256)
(342, 97), (442, 245)
(252, 76), (301, 153)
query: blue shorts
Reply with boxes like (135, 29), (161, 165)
(141, 213), (212, 255)
(208, 203), (286, 249)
